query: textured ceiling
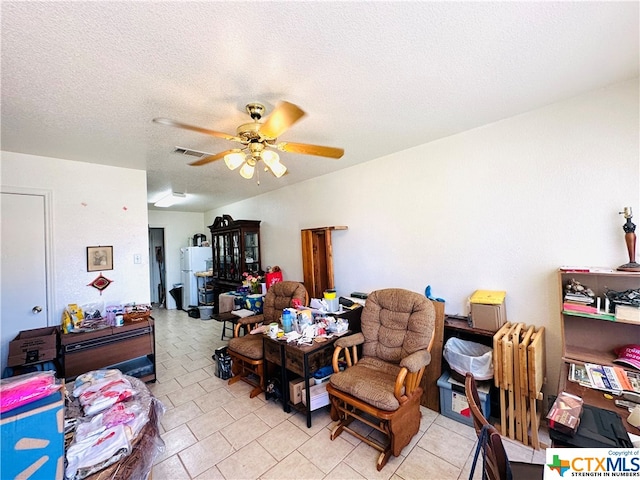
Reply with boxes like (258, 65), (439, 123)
(1, 2), (638, 212)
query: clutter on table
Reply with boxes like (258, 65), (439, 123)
(309, 290), (344, 314)
(267, 307), (349, 346)
(62, 302), (152, 333)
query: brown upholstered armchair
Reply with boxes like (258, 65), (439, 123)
(227, 281), (309, 398)
(326, 288), (436, 471)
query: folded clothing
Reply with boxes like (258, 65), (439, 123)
(65, 424), (131, 480)
(73, 370), (136, 416)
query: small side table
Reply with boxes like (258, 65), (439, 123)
(264, 334), (342, 428)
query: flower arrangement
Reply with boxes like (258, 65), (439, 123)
(242, 271), (265, 293)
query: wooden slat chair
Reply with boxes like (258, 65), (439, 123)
(465, 372), (544, 480)
(227, 281), (309, 398)
(326, 288), (436, 471)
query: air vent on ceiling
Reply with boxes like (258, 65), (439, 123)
(173, 146), (210, 158)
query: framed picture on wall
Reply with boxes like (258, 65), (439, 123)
(87, 246), (113, 272)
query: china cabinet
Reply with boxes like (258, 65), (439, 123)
(208, 215), (261, 312)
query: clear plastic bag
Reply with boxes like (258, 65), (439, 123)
(66, 373), (166, 480)
(0, 370), (59, 413)
(443, 337), (494, 380)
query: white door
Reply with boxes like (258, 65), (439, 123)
(1, 191), (51, 374)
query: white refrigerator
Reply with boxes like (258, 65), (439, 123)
(180, 247), (211, 309)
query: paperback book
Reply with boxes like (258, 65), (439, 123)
(563, 293), (594, 304)
(580, 362), (640, 395)
(562, 302), (598, 314)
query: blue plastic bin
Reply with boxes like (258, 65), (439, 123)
(437, 371), (491, 427)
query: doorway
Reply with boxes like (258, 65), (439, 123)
(148, 228), (166, 308)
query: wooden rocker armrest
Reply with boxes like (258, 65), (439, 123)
(331, 335), (363, 372)
(235, 313), (264, 326)
(331, 345), (344, 373)
(233, 314), (264, 337)
(393, 367), (409, 400)
(399, 350), (431, 372)
(394, 366), (425, 401)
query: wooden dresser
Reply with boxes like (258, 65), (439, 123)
(60, 319), (156, 382)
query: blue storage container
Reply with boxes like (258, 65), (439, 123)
(437, 371), (491, 427)
(245, 294), (264, 313)
(1, 388), (64, 479)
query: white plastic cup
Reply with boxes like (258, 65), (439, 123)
(269, 323), (278, 339)
(115, 314), (124, 327)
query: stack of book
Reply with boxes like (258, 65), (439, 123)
(563, 291), (597, 314)
(569, 362), (640, 395)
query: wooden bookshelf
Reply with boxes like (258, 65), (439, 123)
(558, 269), (640, 432)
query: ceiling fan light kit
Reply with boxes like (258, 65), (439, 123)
(239, 159), (256, 179)
(224, 152), (245, 170)
(153, 100), (343, 181)
(267, 158), (287, 178)
(261, 149), (279, 167)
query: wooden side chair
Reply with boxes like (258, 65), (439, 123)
(326, 288), (436, 471)
(465, 372), (544, 480)
(227, 281), (308, 398)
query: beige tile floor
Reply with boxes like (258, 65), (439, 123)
(148, 307), (547, 480)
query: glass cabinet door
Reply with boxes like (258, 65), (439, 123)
(244, 231), (259, 274)
(231, 231), (240, 281)
(214, 234), (224, 276)
(222, 233), (230, 279)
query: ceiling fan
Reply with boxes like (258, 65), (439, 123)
(153, 101), (344, 180)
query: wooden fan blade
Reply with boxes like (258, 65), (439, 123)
(153, 118), (240, 142)
(259, 102), (306, 139)
(189, 149), (241, 166)
(277, 141), (344, 159)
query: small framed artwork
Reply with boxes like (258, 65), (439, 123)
(87, 246), (113, 272)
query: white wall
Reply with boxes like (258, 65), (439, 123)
(1, 152), (150, 320)
(205, 79), (640, 393)
(147, 210), (207, 309)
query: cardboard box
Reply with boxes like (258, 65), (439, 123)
(1, 388), (64, 479)
(437, 371), (491, 427)
(470, 290), (507, 332)
(470, 303), (507, 331)
(8, 327), (58, 367)
(301, 382), (330, 411)
(289, 378), (305, 405)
